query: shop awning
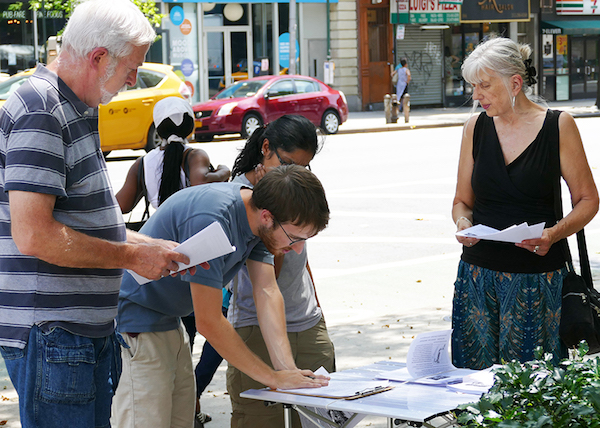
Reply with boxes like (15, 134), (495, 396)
(542, 20), (600, 35)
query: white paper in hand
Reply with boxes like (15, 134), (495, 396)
(456, 222), (545, 244)
(129, 221), (236, 285)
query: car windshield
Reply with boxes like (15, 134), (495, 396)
(0, 75), (28, 100)
(214, 79), (268, 100)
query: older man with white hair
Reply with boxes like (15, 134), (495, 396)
(0, 1), (193, 427)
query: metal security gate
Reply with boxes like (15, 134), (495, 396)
(394, 26), (443, 106)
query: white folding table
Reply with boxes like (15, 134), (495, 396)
(240, 361), (482, 428)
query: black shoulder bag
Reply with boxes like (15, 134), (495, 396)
(125, 158), (150, 231)
(553, 126), (600, 353)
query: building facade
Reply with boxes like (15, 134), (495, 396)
(2, 0), (600, 110)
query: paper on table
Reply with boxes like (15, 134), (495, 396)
(446, 367), (498, 395)
(456, 222), (545, 244)
(377, 330), (478, 386)
(129, 221), (236, 285)
(407, 330), (454, 378)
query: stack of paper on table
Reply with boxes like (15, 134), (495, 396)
(446, 368), (498, 395)
(376, 330), (495, 394)
(129, 221), (236, 285)
(455, 222), (545, 244)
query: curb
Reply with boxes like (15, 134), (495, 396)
(336, 110), (600, 136)
(337, 121), (464, 135)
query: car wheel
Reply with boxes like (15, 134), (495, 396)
(145, 124), (160, 152)
(321, 110), (340, 134)
(242, 114), (263, 139)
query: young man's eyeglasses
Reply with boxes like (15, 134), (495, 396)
(273, 217), (307, 246)
(274, 149), (311, 171)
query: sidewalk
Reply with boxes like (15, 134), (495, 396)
(337, 98), (600, 134)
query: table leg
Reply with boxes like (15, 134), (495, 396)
(284, 403), (293, 428)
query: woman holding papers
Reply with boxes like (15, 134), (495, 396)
(227, 115), (336, 428)
(451, 37), (599, 370)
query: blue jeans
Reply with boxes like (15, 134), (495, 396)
(195, 340), (223, 397)
(0, 325), (121, 428)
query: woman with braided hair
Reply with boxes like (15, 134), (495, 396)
(226, 115), (336, 428)
(452, 37), (598, 369)
(116, 96), (230, 214)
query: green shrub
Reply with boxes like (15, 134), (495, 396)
(457, 343), (600, 427)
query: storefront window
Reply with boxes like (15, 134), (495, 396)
(252, 4), (273, 75)
(556, 35), (569, 101)
(204, 3), (249, 27)
(556, 35), (569, 75)
(166, 3), (199, 101)
(443, 27), (463, 98)
(0, 3), (66, 73)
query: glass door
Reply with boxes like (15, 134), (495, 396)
(571, 37), (598, 99)
(205, 28), (251, 98)
(585, 38), (598, 98)
(206, 31), (225, 98)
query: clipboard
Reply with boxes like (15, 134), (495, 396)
(273, 385), (394, 400)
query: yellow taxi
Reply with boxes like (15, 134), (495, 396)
(0, 63), (192, 154)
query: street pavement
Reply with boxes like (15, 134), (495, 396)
(1, 99), (600, 428)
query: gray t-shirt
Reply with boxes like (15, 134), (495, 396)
(227, 174), (322, 333)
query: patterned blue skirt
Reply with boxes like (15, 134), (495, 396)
(452, 260), (567, 370)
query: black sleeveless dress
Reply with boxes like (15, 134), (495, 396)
(461, 109), (566, 273)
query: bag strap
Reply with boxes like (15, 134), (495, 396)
(182, 147), (193, 187)
(551, 111), (593, 289)
(137, 157), (150, 222)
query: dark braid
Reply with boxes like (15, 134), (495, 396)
(156, 115), (194, 206)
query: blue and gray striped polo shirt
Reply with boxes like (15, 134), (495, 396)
(0, 65), (126, 348)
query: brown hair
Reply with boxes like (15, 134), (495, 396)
(251, 165), (329, 234)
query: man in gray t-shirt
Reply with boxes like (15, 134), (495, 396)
(226, 171), (336, 428)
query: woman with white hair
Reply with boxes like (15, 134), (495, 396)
(452, 37), (598, 369)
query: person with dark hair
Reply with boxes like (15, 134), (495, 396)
(112, 164), (331, 428)
(116, 96), (230, 214)
(226, 114), (335, 428)
(392, 57), (411, 111)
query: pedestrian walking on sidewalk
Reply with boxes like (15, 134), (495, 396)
(392, 57), (411, 112)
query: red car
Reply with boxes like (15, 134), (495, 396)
(193, 75), (348, 141)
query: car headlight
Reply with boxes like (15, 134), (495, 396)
(217, 102), (237, 116)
